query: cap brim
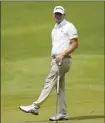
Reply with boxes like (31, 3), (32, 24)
(53, 9), (64, 14)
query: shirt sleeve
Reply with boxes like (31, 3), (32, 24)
(67, 23), (78, 40)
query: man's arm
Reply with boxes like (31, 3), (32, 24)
(62, 38), (78, 56)
(56, 38), (78, 61)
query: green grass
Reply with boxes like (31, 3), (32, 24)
(1, 1), (104, 123)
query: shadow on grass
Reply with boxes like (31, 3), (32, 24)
(25, 115), (105, 122)
(69, 115), (105, 120)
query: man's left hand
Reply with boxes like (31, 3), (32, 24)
(55, 53), (65, 62)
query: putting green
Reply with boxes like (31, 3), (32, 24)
(1, 1), (104, 123)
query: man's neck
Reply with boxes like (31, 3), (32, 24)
(57, 19), (64, 25)
(57, 21), (62, 24)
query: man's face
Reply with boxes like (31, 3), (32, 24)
(54, 12), (64, 23)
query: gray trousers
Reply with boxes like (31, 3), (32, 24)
(33, 57), (72, 113)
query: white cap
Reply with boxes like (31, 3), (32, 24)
(53, 6), (65, 14)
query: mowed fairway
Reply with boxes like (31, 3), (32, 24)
(1, 2), (104, 123)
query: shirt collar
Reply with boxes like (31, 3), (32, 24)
(54, 19), (67, 28)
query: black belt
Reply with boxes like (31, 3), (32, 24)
(52, 55), (71, 59)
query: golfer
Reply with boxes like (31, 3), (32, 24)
(19, 6), (78, 121)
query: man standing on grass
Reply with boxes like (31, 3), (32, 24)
(19, 6), (78, 121)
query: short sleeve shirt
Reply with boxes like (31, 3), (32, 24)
(51, 19), (78, 56)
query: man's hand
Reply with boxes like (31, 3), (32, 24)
(55, 53), (65, 63)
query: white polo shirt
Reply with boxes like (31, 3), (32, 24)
(51, 19), (78, 56)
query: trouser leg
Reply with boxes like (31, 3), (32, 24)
(57, 74), (67, 114)
(33, 59), (58, 106)
(56, 57), (72, 113)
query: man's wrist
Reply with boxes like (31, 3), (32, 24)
(61, 52), (67, 57)
(62, 47), (73, 57)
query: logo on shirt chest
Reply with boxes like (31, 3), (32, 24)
(60, 29), (67, 37)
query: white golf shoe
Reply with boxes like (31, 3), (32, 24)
(19, 104), (40, 115)
(49, 113), (69, 121)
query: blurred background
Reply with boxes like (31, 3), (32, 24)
(1, 1), (104, 123)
